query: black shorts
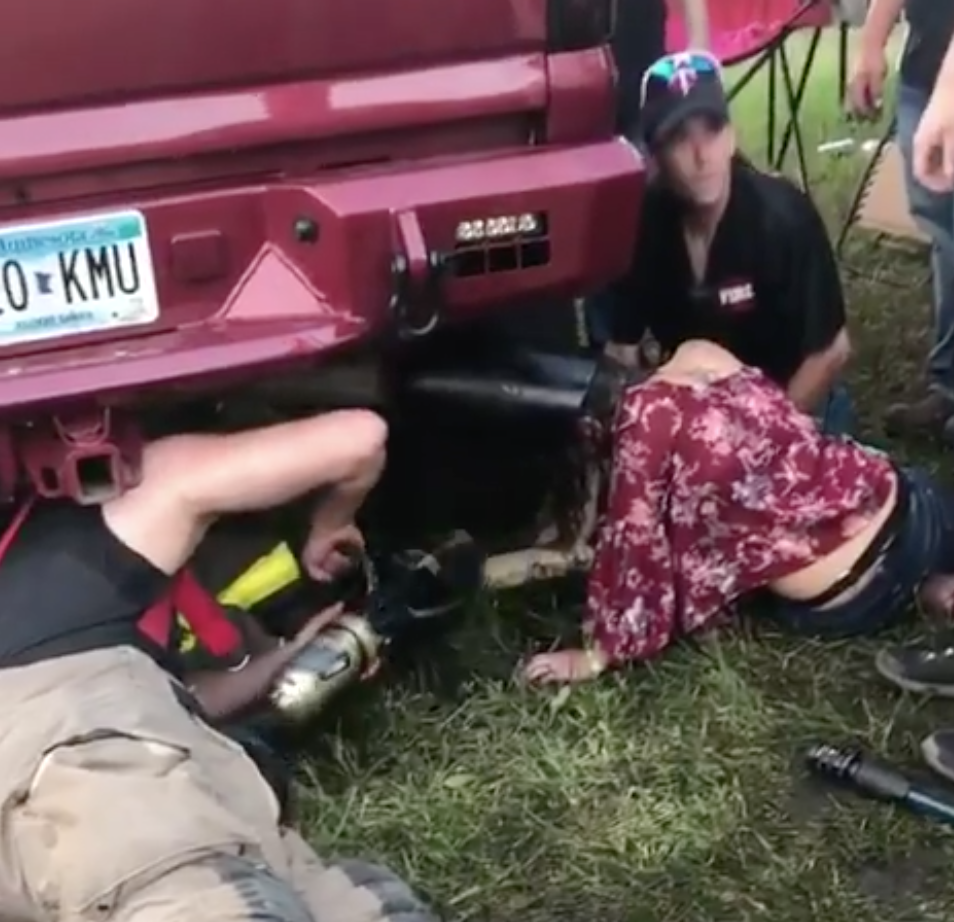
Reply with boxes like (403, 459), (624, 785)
(765, 467), (954, 638)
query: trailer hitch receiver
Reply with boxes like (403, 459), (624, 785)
(19, 409), (143, 505)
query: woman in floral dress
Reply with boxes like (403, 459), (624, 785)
(523, 339), (954, 684)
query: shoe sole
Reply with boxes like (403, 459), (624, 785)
(874, 648), (954, 698)
(922, 736), (954, 785)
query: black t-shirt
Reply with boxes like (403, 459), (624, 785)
(608, 159), (847, 386)
(901, 0), (954, 92)
(0, 500), (173, 671)
(611, 0), (667, 133)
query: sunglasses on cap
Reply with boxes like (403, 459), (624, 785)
(638, 50), (729, 148)
(639, 50), (724, 107)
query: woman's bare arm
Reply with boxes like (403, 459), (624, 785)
(669, 0), (710, 48)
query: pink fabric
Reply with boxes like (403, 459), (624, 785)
(585, 366), (895, 665)
(666, 0), (833, 63)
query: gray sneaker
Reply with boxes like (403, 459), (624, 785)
(875, 640), (954, 697)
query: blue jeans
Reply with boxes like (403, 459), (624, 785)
(816, 383), (855, 436)
(768, 467), (954, 637)
(897, 82), (954, 396)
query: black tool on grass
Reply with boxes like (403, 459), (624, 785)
(805, 743), (954, 827)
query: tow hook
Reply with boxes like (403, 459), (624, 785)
(389, 209), (447, 338)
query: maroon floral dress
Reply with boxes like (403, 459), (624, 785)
(586, 367), (896, 665)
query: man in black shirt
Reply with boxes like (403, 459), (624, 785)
(606, 50), (852, 428)
(849, 0), (954, 437)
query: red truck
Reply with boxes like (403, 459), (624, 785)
(0, 0), (643, 551)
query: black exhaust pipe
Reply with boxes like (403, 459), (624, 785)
(404, 351), (598, 418)
(406, 373), (588, 417)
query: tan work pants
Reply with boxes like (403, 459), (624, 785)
(0, 647), (435, 922)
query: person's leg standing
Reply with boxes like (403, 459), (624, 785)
(885, 81), (954, 437)
(584, 0), (667, 350)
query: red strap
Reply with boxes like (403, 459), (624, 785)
(173, 568), (242, 656)
(138, 593), (175, 647)
(138, 568), (242, 656)
(0, 497), (35, 564)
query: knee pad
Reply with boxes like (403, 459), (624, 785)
(328, 859), (440, 922)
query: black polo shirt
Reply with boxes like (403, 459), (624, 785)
(608, 159), (846, 386)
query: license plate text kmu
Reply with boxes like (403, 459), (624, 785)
(0, 242), (142, 311)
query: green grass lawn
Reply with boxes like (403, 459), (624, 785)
(298, 29), (954, 922)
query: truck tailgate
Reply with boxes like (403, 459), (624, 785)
(0, 0), (547, 112)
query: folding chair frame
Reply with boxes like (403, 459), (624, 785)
(835, 119), (897, 258)
(725, 0), (844, 189)
(835, 119), (930, 289)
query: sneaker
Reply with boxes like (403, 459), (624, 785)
(922, 730), (954, 784)
(882, 391), (954, 438)
(875, 640), (954, 696)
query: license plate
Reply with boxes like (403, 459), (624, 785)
(0, 209), (159, 347)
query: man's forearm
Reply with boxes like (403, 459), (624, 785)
(788, 357), (839, 413)
(859, 0), (905, 54)
(187, 643), (298, 720)
(309, 453), (385, 535)
(787, 333), (851, 412)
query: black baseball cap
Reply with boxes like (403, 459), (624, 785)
(639, 51), (731, 149)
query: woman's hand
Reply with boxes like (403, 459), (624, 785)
(522, 648), (608, 685)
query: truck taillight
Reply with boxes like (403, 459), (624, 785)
(547, 0), (616, 52)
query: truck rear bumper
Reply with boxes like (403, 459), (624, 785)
(0, 138), (644, 415)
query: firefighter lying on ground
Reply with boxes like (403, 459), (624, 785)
(0, 408), (447, 922)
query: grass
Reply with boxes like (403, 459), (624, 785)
(297, 28), (954, 922)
